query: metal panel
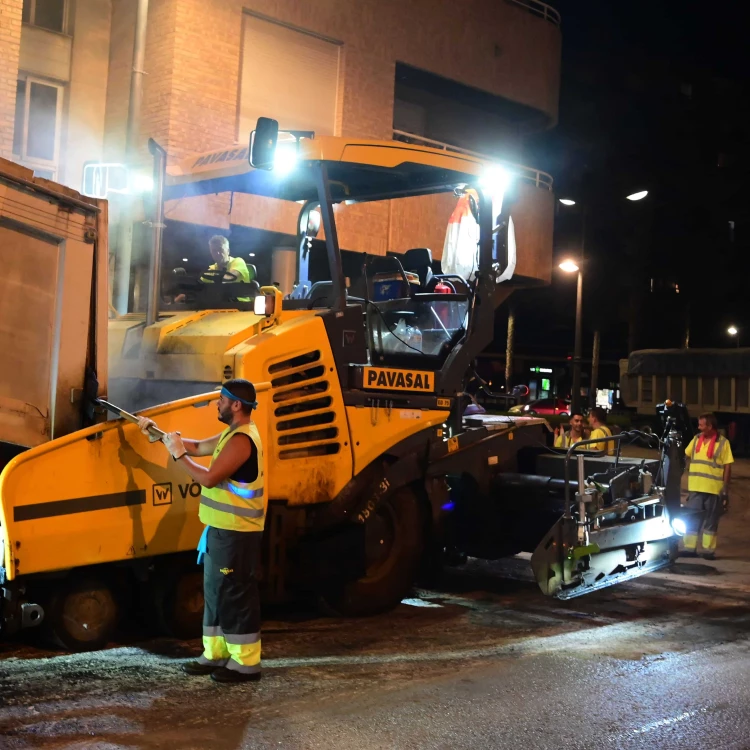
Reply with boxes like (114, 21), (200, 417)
(0, 225), (59, 446)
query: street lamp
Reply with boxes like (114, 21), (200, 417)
(559, 258), (584, 413)
(626, 190), (649, 201)
(558, 190), (649, 409)
(728, 326), (740, 347)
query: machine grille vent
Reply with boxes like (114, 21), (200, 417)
(268, 350), (340, 460)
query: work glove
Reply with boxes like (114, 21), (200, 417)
(720, 489), (730, 514)
(163, 431), (187, 460)
(137, 416), (162, 443)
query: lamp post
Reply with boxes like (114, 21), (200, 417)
(728, 326), (740, 348)
(558, 190), (648, 412)
(559, 257), (583, 413)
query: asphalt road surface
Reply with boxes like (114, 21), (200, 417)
(2, 461), (749, 750)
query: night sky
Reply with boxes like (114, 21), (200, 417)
(507, 0), (749, 371)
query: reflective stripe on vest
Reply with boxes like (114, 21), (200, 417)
(688, 435), (726, 495)
(199, 422), (265, 531)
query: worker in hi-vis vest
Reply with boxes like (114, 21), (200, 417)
(587, 407), (616, 456)
(138, 378), (265, 683)
(554, 411), (586, 449)
(682, 412), (733, 559)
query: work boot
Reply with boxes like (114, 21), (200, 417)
(679, 550), (697, 558)
(702, 552), (716, 561)
(183, 660), (218, 676)
(210, 667), (262, 684)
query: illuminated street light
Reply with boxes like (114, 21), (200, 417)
(559, 259), (580, 273)
(728, 326), (738, 336)
(559, 198), (576, 206)
(626, 190), (648, 201)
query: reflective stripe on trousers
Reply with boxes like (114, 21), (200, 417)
(683, 533), (698, 552)
(683, 492), (722, 553)
(201, 625), (261, 672)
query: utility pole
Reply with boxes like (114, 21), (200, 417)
(590, 329), (600, 410)
(569, 207), (586, 415)
(505, 304), (515, 392)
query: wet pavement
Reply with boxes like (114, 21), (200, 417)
(2, 462), (750, 749)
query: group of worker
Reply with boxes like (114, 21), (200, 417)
(552, 407), (615, 454)
(554, 407), (733, 561)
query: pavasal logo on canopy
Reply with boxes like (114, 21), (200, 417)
(363, 367), (434, 393)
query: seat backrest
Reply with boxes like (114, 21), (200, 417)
(402, 247), (434, 290)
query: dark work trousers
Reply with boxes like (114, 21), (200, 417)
(200, 527), (262, 673)
(683, 491), (723, 554)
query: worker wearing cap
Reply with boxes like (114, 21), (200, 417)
(138, 378), (265, 683)
(588, 407), (615, 456)
(683, 412), (733, 559)
(554, 411), (586, 449)
(200, 235), (253, 301)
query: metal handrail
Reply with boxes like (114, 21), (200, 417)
(505, 0), (561, 26)
(392, 130), (554, 190)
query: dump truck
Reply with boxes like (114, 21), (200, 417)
(0, 121), (681, 650)
(621, 348), (750, 452)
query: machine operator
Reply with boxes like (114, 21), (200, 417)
(175, 235), (254, 303)
(138, 378), (265, 684)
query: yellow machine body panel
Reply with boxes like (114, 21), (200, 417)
(0, 389), (270, 581)
(346, 406), (449, 475)
(109, 310), (267, 383)
(226, 313), (354, 506)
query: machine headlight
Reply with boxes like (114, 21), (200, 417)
(671, 517), (687, 537)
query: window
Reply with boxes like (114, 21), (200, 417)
(22, 0), (66, 32)
(238, 14), (341, 143)
(13, 77), (64, 180)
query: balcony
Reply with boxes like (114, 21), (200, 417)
(505, 0), (561, 26)
(388, 131), (555, 285)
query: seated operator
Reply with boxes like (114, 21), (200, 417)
(175, 235), (254, 304)
(200, 235), (254, 301)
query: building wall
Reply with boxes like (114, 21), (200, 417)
(0, 0), (22, 160)
(146, 0), (560, 159)
(150, 0), (560, 268)
(65, 0), (112, 188)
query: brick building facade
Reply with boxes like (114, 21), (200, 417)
(1, 0), (561, 301)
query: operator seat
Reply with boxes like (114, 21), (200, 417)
(402, 248), (435, 291)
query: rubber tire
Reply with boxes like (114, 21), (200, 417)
(44, 574), (119, 651)
(320, 487), (425, 617)
(152, 561), (204, 639)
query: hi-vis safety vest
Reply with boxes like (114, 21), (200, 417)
(200, 257), (252, 301)
(554, 432), (583, 449)
(199, 423), (265, 532)
(686, 433), (733, 495)
(590, 425), (615, 456)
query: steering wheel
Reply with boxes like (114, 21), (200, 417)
(200, 270), (241, 284)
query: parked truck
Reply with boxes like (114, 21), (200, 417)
(621, 348), (750, 451)
(0, 120), (680, 650)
